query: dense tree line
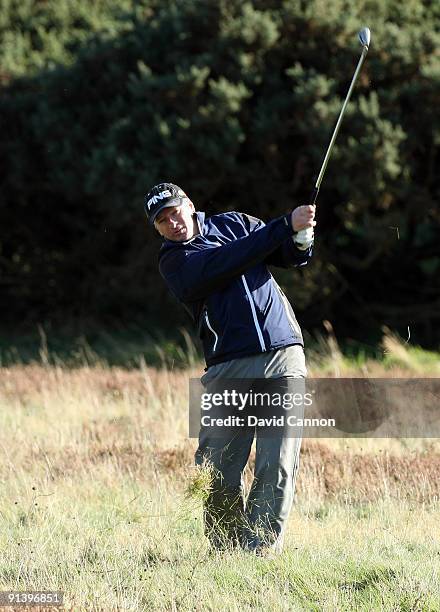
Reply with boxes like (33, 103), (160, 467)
(1, 0), (439, 345)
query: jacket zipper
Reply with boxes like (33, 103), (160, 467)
(204, 310), (219, 352)
(241, 275), (266, 351)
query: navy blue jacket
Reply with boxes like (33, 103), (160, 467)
(158, 211), (313, 368)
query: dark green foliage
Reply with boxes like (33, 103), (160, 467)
(1, 0), (439, 344)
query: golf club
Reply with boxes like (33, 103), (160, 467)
(295, 27), (371, 246)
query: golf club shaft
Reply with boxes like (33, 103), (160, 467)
(309, 44), (369, 206)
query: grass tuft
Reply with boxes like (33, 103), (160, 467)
(186, 462), (214, 502)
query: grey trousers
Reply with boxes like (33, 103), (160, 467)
(195, 345), (306, 552)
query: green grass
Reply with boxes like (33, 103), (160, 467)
(1, 325), (440, 376)
(383, 344), (440, 373)
(1, 476), (439, 611)
(0, 324), (200, 369)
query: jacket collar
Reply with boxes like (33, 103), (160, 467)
(193, 211), (205, 238)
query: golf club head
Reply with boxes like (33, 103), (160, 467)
(358, 27), (371, 49)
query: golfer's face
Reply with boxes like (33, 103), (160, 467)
(155, 200), (196, 242)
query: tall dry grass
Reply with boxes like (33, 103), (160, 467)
(1, 329), (439, 505)
(0, 331), (439, 610)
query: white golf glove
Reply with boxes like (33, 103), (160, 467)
(294, 227), (314, 250)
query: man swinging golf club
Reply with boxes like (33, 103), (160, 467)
(145, 183), (315, 554)
(145, 25), (370, 554)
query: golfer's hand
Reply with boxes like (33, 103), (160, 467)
(290, 205), (316, 232)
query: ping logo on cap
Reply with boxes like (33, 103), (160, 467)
(146, 189), (172, 210)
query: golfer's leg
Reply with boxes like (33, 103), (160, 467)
(195, 427), (254, 549)
(245, 432), (302, 552)
(245, 376), (305, 552)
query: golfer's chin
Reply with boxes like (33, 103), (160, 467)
(168, 229), (193, 242)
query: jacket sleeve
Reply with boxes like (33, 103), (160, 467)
(159, 214), (295, 302)
(265, 237), (313, 268)
(240, 213), (313, 269)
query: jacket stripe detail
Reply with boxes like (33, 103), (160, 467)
(205, 311), (219, 352)
(241, 275), (266, 352)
